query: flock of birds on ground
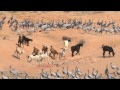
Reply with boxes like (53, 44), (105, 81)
(0, 14), (119, 79)
(0, 14), (120, 35)
(1, 63), (120, 79)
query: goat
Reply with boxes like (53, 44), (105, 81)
(32, 46), (40, 56)
(22, 35), (33, 46)
(102, 44), (115, 58)
(59, 47), (67, 60)
(18, 35), (24, 47)
(71, 43), (83, 57)
(28, 52), (49, 66)
(64, 40), (69, 50)
(14, 45), (24, 59)
(28, 55), (40, 62)
(18, 35), (33, 47)
(50, 46), (58, 59)
(42, 45), (49, 54)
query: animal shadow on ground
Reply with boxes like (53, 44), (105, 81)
(44, 31), (49, 34)
(12, 55), (20, 60)
(98, 56), (112, 58)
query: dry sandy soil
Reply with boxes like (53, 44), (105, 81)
(0, 11), (120, 78)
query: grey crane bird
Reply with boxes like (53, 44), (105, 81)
(110, 63), (119, 70)
(1, 72), (9, 79)
(9, 66), (22, 75)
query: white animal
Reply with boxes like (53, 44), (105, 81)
(59, 47), (66, 60)
(14, 45), (24, 59)
(64, 40), (69, 50)
(27, 52), (49, 66)
(27, 54), (41, 62)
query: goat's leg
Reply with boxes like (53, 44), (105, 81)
(18, 53), (20, 59)
(16, 53), (18, 59)
(77, 50), (80, 55)
(27, 42), (29, 46)
(72, 51), (74, 57)
(19, 54), (21, 60)
(63, 55), (66, 60)
(38, 61), (41, 67)
(109, 51), (111, 57)
(103, 51), (105, 58)
(59, 53), (61, 60)
(53, 54), (56, 59)
(112, 52), (115, 57)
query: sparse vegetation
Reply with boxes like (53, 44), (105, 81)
(79, 39), (85, 44)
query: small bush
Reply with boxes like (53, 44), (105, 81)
(79, 39), (85, 44)
(62, 36), (71, 41)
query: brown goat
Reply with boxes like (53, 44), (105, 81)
(32, 46), (40, 56)
(42, 45), (49, 54)
(50, 46), (58, 59)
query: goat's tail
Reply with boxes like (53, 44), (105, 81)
(102, 44), (104, 48)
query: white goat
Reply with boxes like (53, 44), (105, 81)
(27, 54), (41, 62)
(64, 40), (69, 50)
(14, 45), (24, 59)
(59, 47), (67, 60)
(27, 51), (49, 66)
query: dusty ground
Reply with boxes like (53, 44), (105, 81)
(0, 11), (120, 78)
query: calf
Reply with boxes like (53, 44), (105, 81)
(71, 43), (83, 57)
(102, 44), (115, 58)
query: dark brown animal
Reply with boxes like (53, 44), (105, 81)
(42, 45), (48, 54)
(71, 43), (83, 57)
(102, 44), (115, 58)
(50, 46), (58, 59)
(32, 47), (39, 56)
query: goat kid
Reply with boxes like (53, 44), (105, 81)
(14, 45), (24, 59)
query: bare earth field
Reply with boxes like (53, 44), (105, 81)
(0, 11), (120, 78)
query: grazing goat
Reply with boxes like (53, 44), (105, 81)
(71, 43), (83, 57)
(14, 45), (24, 59)
(59, 47), (67, 60)
(50, 46), (58, 59)
(102, 44), (115, 58)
